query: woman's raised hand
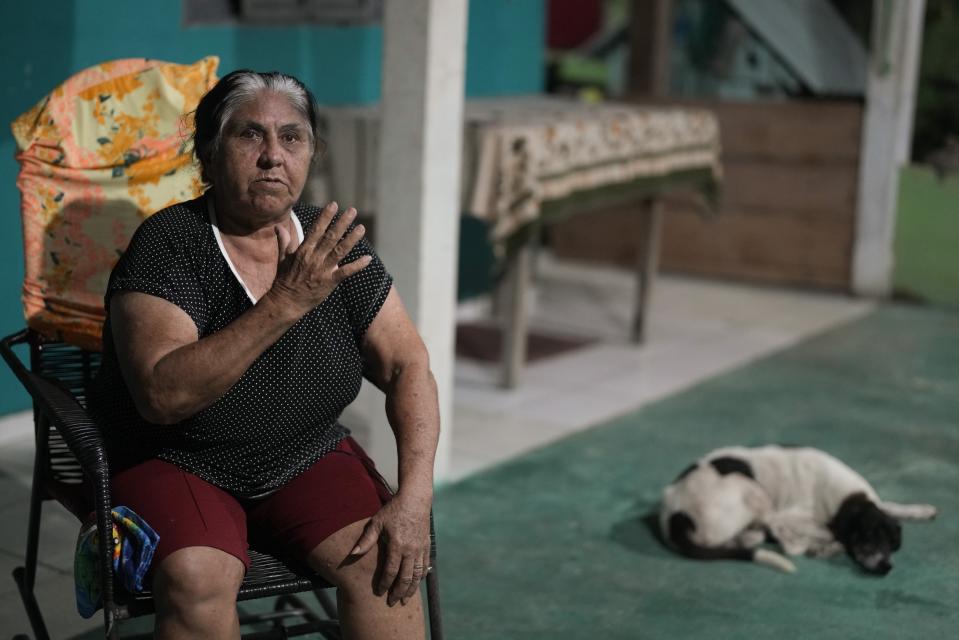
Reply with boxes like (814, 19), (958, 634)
(269, 202), (372, 316)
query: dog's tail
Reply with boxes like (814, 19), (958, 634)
(667, 513), (796, 573)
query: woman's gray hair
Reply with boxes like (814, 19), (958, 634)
(193, 69), (321, 184)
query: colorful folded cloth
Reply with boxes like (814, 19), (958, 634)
(74, 505), (160, 618)
(11, 56), (218, 351)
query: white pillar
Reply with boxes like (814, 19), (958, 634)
(852, 0), (925, 296)
(354, 0), (467, 485)
(893, 0), (925, 165)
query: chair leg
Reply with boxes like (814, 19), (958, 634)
(313, 589), (338, 620)
(426, 566), (443, 640)
(279, 591), (341, 640)
(13, 566), (51, 640)
(312, 590), (342, 640)
(106, 607), (121, 640)
(24, 419), (48, 594)
(15, 421), (52, 640)
(425, 511), (443, 640)
(236, 594), (342, 640)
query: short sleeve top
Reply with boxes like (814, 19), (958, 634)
(86, 194), (392, 498)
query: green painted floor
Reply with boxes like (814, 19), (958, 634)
(433, 304), (959, 639)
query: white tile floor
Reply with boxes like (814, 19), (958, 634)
(447, 253), (874, 481)
(0, 253), (874, 636)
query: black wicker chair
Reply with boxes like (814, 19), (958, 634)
(1, 328), (443, 640)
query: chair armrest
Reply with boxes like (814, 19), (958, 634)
(0, 330), (110, 483)
(1, 330), (120, 629)
(28, 371), (111, 479)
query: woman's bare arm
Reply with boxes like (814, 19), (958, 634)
(349, 286), (439, 606)
(112, 203), (370, 424)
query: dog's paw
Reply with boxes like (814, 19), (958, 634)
(767, 525), (808, 556)
(880, 501), (939, 521)
(735, 527), (766, 549)
(916, 504), (939, 520)
(806, 540), (844, 559)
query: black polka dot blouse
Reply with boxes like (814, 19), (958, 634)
(87, 194), (392, 498)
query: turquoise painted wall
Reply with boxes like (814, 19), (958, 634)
(0, 0), (544, 414)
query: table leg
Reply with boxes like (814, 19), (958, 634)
(632, 198), (664, 343)
(499, 240), (532, 389)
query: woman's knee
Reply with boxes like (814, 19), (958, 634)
(337, 544), (384, 601)
(154, 546), (245, 608)
(308, 519), (381, 597)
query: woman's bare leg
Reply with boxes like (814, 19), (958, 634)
(308, 518), (425, 639)
(153, 546), (246, 640)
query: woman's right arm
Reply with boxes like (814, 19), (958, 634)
(111, 204), (369, 424)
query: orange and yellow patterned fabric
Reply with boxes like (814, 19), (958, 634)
(12, 57), (219, 351)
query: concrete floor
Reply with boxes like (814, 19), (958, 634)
(0, 253), (874, 637)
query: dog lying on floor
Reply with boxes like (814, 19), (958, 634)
(659, 446), (938, 574)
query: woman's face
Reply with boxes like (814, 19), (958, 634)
(211, 90), (314, 223)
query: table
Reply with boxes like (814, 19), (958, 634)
(315, 96), (722, 387)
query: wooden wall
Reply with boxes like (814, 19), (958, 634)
(549, 100), (864, 290)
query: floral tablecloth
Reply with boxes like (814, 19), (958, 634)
(462, 97), (722, 246)
(317, 96), (721, 252)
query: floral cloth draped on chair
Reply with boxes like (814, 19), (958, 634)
(11, 56), (219, 351)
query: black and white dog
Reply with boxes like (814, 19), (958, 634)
(659, 446), (938, 575)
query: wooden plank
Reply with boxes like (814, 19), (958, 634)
(627, 0), (673, 96)
(633, 98), (863, 162)
(549, 205), (853, 288)
(632, 199), (663, 343)
(712, 101), (863, 162)
(499, 241), (532, 389)
(660, 208), (853, 288)
(545, 100), (863, 289)
(719, 160), (860, 218)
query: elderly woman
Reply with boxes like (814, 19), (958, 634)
(87, 69), (438, 639)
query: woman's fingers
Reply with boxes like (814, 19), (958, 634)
(376, 545), (402, 598)
(301, 205), (366, 268)
(302, 201), (339, 252)
(329, 223), (368, 267)
(279, 202), (369, 284)
(268, 202), (372, 315)
(330, 220), (366, 261)
(388, 555), (416, 606)
(274, 224), (293, 263)
(388, 544), (430, 606)
(334, 254), (373, 282)
(314, 206), (358, 257)
(350, 518), (381, 557)
(400, 549), (429, 605)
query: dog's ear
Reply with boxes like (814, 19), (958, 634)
(829, 492), (870, 542)
(889, 519), (902, 551)
(866, 506), (902, 551)
(709, 456), (755, 480)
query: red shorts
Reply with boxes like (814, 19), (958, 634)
(109, 437), (392, 575)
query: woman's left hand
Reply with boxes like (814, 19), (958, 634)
(350, 490), (432, 606)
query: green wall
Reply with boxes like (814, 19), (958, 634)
(0, 0), (544, 414)
(893, 166), (959, 307)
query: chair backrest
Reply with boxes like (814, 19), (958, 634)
(11, 57), (219, 352)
